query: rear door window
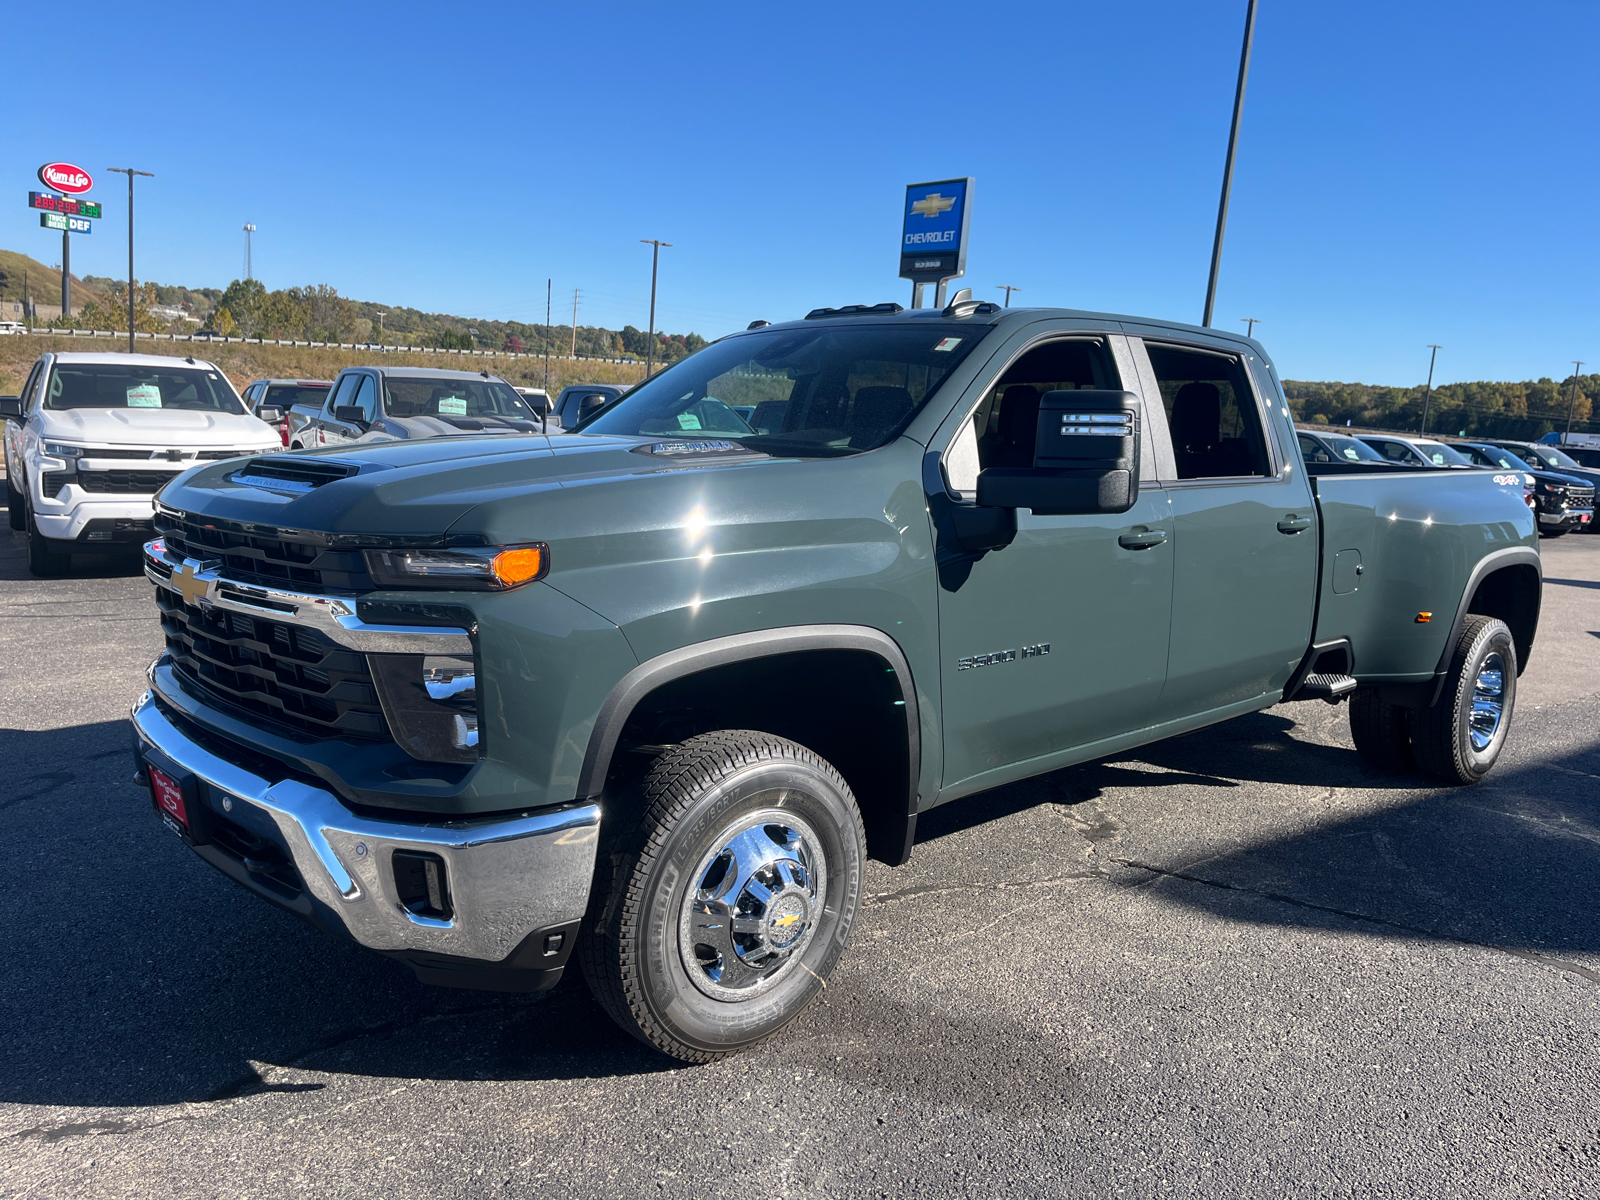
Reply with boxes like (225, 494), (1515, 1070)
(1142, 342), (1272, 479)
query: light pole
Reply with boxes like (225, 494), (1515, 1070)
(1566, 361), (1586, 438)
(640, 239), (672, 379)
(1420, 344), (1442, 434)
(108, 168), (154, 353)
(996, 285), (1020, 307)
(1241, 317), (1260, 337)
(243, 223), (256, 279)
(1202, 0), (1258, 327)
(374, 310), (386, 345)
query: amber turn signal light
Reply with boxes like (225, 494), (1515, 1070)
(491, 546), (547, 586)
(1415, 611), (1432, 623)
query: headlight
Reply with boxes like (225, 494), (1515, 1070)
(42, 442), (82, 457)
(365, 544), (549, 590)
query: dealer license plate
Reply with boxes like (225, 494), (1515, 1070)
(148, 764), (189, 832)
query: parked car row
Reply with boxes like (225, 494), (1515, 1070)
(1297, 428), (1595, 538)
(2, 348), (638, 576)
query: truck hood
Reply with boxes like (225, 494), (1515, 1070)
(155, 433), (814, 540)
(37, 406), (279, 449)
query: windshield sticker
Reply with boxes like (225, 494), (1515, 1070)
(126, 384), (162, 407)
(933, 337), (962, 352)
(438, 396), (468, 416)
(677, 413), (703, 430)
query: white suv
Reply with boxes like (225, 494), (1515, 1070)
(3, 352), (281, 576)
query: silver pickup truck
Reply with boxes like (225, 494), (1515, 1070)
(284, 366), (544, 450)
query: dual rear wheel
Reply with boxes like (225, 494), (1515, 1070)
(1350, 614), (1516, 784)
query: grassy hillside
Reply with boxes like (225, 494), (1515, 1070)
(0, 249), (113, 310)
(0, 334), (646, 398)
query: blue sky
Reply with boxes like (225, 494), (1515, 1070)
(4, 1), (1594, 385)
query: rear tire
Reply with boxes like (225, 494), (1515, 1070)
(579, 731), (865, 1063)
(6, 478), (23, 531)
(1539, 529), (1568, 539)
(26, 507), (72, 577)
(1411, 615), (1516, 785)
(1349, 689), (1414, 773)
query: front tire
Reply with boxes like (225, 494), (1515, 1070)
(6, 477), (24, 531)
(579, 731), (866, 1063)
(26, 507), (72, 577)
(1411, 615), (1516, 785)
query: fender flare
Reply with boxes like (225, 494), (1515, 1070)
(1429, 544), (1542, 704)
(577, 624), (922, 865)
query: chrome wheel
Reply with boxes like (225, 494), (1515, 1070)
(1469, 651), (1507, 752)
(678, 808), (826, 1003)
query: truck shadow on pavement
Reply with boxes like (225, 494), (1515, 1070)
(2, 706), (1595, 1110)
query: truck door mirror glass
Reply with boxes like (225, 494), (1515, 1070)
(577, 393), (608, 422)
(0, 396), (21, 419)
(974, 390), (1140, 515)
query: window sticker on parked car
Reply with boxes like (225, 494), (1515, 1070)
(127, 384), (162, 407)
(677, 413), (703, 430)
(438, 396), (468, 415)
(933, 337), (962, 352)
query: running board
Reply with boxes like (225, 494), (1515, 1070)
(1293, 672), (1358, 703)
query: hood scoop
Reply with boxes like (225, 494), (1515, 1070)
(230, 456), (368, 494)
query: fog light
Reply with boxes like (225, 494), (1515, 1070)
(452, 714), (478, 750)
(393, 850), (452, 920)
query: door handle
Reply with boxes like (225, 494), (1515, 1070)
(1118, 529), (1168, 550)
(1277, 515), (1312, 534)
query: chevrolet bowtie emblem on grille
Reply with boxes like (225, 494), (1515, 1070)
(172, 559), (214, 607)
(910, 193), (956, 218)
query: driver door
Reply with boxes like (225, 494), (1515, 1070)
(932, 328), (1175, 792)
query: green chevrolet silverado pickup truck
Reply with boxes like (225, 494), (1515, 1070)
(131, 301), (1541, 1061)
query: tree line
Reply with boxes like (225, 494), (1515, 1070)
(1284, 375), (1597, 439)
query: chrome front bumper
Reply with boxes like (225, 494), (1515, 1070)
(131, 690), (601, 963)
(1538, 507), (1593, 528)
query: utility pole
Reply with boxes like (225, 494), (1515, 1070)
(374, 310), (386, 345)
(1566, 361), (1586, 438)
(640, 239), (672, 379)
(243, 223), (256, 279)
(23, 269), (29, 331)
(1420, 344), (1442, 434)
(108, 167), (154, 353)
(570, 289), (580, 358)
(543, 279), (552, 396)
(1241, 317), (1260, 337)
(1202, 0), (1258, 328)
(996, 285), (1020, 307)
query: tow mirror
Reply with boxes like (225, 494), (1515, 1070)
(335, 405), (368, 427)
(577, 393), (609, 422)
(0, 396), (21, 420)
(256, 405), (283, 423)
(975, 390), (1140, 515)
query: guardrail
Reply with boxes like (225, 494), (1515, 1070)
(15, 327), (644, 367)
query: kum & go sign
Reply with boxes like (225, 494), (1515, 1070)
(38, 162), (93, 194)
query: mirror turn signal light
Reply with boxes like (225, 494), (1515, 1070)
(1415, 612), (1432, 623)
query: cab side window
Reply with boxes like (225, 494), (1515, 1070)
(944, 338), (1119, 495)
(1144, 342), (1271, 479)
(351, 375), (379, 422)
(1370, 439), (1417, 465)
(1297, 434), (1331, 463)
(324, 374), (357, 414)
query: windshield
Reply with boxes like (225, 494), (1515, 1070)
(1414, 440), (1474, 467)
(1467, 445), (1524, 470)
(1324, 434), (1385, 462)
(45, 363), (243, 413)
(263, 384), (330, 410)
(580, 324), (987, 456)
(1531, 445), (1584, 470)
(382, 377), (535, 420)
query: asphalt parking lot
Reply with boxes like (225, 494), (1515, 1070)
(1, 523), (1596, 1200)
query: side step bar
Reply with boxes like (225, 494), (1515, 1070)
(1295, 672), (1358, 702)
